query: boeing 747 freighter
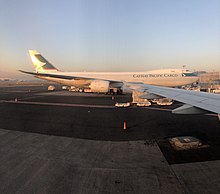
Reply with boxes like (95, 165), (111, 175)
(20, 50), (199, 93)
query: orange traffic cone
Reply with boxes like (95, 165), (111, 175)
(123, 121), (127, 130)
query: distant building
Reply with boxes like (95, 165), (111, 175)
(211, 79), (220, 85)
(198, 71), (220, 83)
(194, 71), (207, 75)
(196, 71), (220, 89)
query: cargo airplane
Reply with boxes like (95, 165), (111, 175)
(20, 50), (199, 93)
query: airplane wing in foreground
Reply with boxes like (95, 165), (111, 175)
(128, 83), (220, 116)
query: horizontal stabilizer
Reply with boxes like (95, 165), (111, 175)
(172, 104), (208, 114)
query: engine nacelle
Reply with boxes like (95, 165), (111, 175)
(89, 80), (110, 93)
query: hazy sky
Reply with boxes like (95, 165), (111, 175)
(0, 0), (220, 78)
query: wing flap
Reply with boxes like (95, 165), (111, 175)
(172, 104), (208, 114)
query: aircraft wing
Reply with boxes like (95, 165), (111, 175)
(129, 83), (220, 115)
(19, 70), (122, 84)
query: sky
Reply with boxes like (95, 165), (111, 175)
(0, 0), (220, 79)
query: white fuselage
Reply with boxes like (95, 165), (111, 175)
(37, 69), (199, 88)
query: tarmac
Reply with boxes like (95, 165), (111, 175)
(0, 82), (220, 194)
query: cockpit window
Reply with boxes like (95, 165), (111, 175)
(182, 73), (197, 77)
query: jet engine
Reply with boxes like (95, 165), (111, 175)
(89, 80), (110, 93)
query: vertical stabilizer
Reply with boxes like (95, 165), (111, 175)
(29, 50), (58, 73)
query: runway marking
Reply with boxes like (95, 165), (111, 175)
(0, 85), (43, 88)
(0, 90), (31, 93)
(1, 100), (116, 109)
(1, 100), (176, 112)
(1, 100), (218, 117)
(18, 95), (47, 101)
(34, 91), (127, 98)
(138, 106), (172, 112)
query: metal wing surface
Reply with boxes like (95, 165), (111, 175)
(137, 84), (220, 114)
(19, 70), (122, 84)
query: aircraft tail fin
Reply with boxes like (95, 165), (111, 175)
(29, 50), (58, 73)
